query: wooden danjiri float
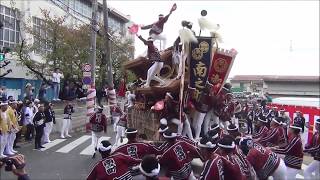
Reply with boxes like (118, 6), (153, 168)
(123, 7), (238, 141)
(123, 47), (186, 140)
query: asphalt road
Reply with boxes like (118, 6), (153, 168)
(0, 125), (115, 180)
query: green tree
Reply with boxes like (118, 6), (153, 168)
(13, 9), (134, 87)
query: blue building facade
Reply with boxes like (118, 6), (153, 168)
(0, 77), (54, 101)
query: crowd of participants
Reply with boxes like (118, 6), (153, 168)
(87, 84), (319, 180)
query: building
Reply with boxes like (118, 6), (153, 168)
(0, 0), (133, 100)
(230, 75), (320, 98)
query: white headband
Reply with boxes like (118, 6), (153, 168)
(98, 143), (112, 152)
(210, 125), (219, 131)
(158, 126), (169, 133)
(125, 129), (138, 134)
(160, 118), (168, 125)
(218, 142), (235, 149)
(290, 125), (302, 131)
(239, 138), (245, 147)
(227, 126), (238, 131)
(257, 118), (267, 123)
(166, 92), (173, 99)
(211, 133), (219, 139)
(316, 120), (320, 124)
(163, 133), (177, 139)
(272, 118), (281, 125)
(199, 141), (216, 148)
(9, 101), (18, 104)
(139, 163), (160, 177)
(239, 137), (253, 148)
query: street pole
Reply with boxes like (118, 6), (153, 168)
(103, 0), (113, 87)
(86, 0), (98, 124)
(90, 0), (98, 88)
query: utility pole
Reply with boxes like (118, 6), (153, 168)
(90, 0), (98, 88)
(103, 0), (113, 87)
(85, 0), (98, 124)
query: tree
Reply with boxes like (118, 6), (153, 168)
(13, 8), (134, 88)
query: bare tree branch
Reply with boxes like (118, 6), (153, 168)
(18, 39), (51, 85)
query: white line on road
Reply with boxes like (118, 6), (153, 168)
(41, 139), (67, 151)
(80, 136), (111, 155)
(56, 135), (91, 153)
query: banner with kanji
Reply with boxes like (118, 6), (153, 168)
(208, 48), (238, 95)
(189, 36), (212, 102)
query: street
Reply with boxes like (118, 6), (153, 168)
(0, 125), (115, 180)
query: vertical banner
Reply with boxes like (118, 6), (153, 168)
(179, 43), (188, 122)
(189, 37), (212, 102)
(208, 48), (238, 95)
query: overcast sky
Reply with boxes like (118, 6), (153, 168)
(108, 1), (319, 77)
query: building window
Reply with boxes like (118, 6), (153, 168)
(0, 4), (20, 48)
(108, 16), (124, 35)
(69, 0), (92, 18)
(33, 16), (51, 55)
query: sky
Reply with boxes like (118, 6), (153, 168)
(108, 1), (319, 77)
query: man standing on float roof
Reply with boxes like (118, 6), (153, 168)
(140, 3), (176, 50)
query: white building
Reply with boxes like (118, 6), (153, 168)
(0, 0), (133, 99)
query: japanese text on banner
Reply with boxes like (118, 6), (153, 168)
(189, 37), (212, 101)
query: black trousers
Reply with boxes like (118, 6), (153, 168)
(14, 130), (21, 147)
(284, 126), (288, 142)
(34, 126), (44, 148)
(25, 124), (34, 141)
(247, 120), (253, 134)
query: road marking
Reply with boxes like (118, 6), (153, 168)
(80, 136), (111, 155)
(56, 135), (91, 153)
(41, 139), (67, 151)
(296, 174), (304, 179)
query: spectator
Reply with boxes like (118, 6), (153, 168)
(38, 83), (50, 103)
(0, 154), (30, 180)
(33, 99), (40, 114)
(0, 100), (10, 157)
(23, 101), (34, 142)
(7, 100), (20, 155)
(61, 82), (76, 101)
(294, 111), (305, 133)
(24, 83), (34, 102)
(117, 78), (126, 103)
(0, 86), (7, 101)
(96, 85), (107, 107)
(7, 95), (14, 102)
(13, 101), (24, 149)
(33, 103), (46, 150)
(61, 101), (74, 138)
(125, 90), (136, 110)
(52, 68), (64, 101)
(42, 103), (55, 143)
(74, 82), (86, 99)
